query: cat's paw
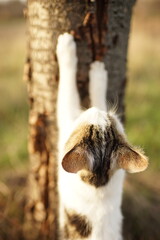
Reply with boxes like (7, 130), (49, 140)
(90, 61), (106, 75)
(56, 33), (77, 66)
(89, 61), (107, 85)
(89, 61), (108, 111)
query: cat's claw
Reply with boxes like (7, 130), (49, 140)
(56, 33), (77, 66)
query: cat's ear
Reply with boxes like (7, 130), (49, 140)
(62, 146), (89, 173)
(116, 146), (148, 173)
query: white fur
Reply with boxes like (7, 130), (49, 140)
(56, 33), (125, 240)
(72, 107), (111, 133)
(89, 61), (108, 112)
(56, 33), (82, 149)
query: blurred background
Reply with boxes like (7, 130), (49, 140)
(0, 0), (159, 239)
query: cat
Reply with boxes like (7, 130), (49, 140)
(56, 33), (148, 240)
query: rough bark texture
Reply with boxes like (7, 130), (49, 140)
(24, 0), (135, 239)
(24, 1), (60, 239)
(106, 0), (136, 122)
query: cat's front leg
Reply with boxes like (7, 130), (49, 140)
(56, 33), (81, 136)
(56, 33), (77, 70)
(89, 61), (108, 112)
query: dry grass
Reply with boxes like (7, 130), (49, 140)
(0, 173), (26, 240)
(123, 173), (160, 240)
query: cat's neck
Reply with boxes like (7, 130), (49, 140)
(60, 169), (124, 212)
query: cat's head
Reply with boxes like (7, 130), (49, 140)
(62, 107), (148, 187)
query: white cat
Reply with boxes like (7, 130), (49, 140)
(56, 33), (148, 240)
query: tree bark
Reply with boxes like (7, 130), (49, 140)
(106, 0), (136, 122)
(24, 0), (136, 239)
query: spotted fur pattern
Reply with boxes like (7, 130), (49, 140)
(64, 210), (92, 239)
(56, 33), (148, 240)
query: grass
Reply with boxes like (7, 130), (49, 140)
(126, 0), (160, 171)
(0, 1), (160, 239)
(0, 19), (28, 173)
(123, 2), (160, 238)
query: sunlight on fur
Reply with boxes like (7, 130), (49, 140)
(56, 33), (148, 240)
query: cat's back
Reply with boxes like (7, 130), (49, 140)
(59, 167), (124, 240)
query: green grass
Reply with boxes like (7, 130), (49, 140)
(0, 19), (28, 172)
(126, 9), (160, 171)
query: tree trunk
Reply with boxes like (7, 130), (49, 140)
(24, 0), (135, 239)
